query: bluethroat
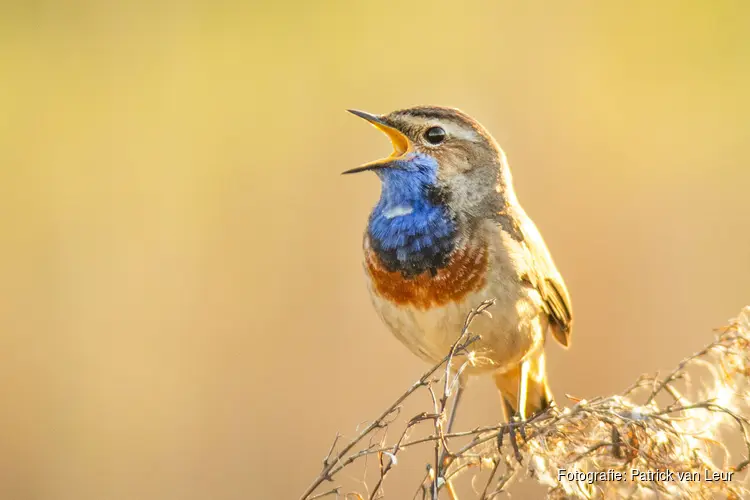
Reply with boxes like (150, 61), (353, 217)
(344, 106), (573, 423)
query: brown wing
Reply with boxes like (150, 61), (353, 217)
(498, 208), (573, 347)
(537, 274), (573, 347)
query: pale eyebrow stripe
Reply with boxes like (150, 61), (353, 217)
(441, 121), (480, 142)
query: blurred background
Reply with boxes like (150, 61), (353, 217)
(1, 1), (749, 499)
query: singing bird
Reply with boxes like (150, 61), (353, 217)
(344, 106), (572, 422)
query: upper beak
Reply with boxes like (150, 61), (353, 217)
(342, 109), (412, 174)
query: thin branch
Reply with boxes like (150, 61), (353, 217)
(301, 304), (750, 500)
(299, 300), (491, 500)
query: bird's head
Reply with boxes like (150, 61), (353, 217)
(344, 106), (511, 219)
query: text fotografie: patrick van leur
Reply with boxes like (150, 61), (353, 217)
(557, 468), (734, 483)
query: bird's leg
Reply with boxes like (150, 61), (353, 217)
(504, 359), (531, 463)
(517, 358), (530, 421)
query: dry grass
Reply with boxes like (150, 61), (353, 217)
(301, 301), (750, 500)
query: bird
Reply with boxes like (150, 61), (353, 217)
(344, 106), (573, 425)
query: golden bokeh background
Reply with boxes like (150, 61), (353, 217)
(1, 1), (749, 499)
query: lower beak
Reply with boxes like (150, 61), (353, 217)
(343, 109), (412, 174)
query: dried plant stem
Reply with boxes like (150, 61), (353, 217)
(299, 300), (492, 500)
(301, 304), (750, 500)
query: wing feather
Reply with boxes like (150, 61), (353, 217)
(497, 208), (573, 347)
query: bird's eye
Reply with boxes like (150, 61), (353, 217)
(423, 126), (446, 145)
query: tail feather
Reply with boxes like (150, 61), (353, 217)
(493, 351), (553, 420)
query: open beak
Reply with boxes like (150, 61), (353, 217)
(342, 109), (412, 174)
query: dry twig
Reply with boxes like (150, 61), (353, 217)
(301, 303), (750, 499)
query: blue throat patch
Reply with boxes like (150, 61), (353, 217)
(367, 153), (457, 278)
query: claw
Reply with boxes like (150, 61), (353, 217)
(499, 413), (528, 464)
(515, 414), (528, 442)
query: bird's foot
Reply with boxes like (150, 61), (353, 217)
(498, 413), (530, 464)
